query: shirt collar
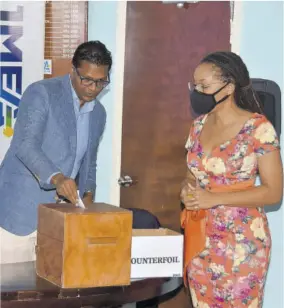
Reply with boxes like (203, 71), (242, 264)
(69, 75), (96, 114)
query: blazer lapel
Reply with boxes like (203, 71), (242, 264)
(59, 75), (77, 154)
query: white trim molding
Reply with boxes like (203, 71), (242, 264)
(109, 1), (127, 207)
(230, 0), (243, 55)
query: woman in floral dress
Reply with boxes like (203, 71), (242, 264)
(180, 51), (283, 308)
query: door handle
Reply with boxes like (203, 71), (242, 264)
(118, 175), (137, 187)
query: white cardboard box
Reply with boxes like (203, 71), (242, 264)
(130, 228), (184, 279)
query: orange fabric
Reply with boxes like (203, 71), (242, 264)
(181, 180), (255, 286)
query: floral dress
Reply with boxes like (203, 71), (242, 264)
(185, 113), (280, 308)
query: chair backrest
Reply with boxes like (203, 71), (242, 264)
(251, 78), (281, 139)
(128, 208), (161, 229)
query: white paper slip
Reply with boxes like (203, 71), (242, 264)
(76, 190), (85, 209)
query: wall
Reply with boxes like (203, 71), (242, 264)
(88, 1), (125, 206)
(232, 1), (283, 307)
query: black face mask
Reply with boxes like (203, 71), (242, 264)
(190, 83), (229, 115)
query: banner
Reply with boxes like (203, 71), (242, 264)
(0, 1), (45, 161)
(0, 1), (45, 263)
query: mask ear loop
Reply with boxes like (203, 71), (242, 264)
(212, 82), (230, 95)
(213, 82), (230, 104)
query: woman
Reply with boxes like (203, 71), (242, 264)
(180, 51), (283, 308)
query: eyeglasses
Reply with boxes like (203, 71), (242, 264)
(75, 67), (110, 90)
(188, 81), (225, 92)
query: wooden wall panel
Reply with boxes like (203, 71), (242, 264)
(44, 1), (88, 79)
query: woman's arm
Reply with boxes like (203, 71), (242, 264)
(214, 150), (283, 208)
(181, 169), (196, 187)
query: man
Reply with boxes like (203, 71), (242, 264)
(0, 41), (111, 236)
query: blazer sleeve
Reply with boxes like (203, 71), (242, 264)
(84, 108), (107, 196)
(15, 83), (61, 190)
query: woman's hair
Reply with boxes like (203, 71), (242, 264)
(201, 51), (263, 114)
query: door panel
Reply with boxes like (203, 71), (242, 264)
(120, 1), (231, 230)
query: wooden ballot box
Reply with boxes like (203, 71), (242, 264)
(36, 203), (133, 288)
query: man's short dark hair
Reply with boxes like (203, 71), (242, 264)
(72, 41), (112, 71)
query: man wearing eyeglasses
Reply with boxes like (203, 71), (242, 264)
(0, 41), (111, 236)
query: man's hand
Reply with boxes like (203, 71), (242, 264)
(51, 173), (78, 204)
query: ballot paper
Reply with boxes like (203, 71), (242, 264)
(76, 190), (85, 209)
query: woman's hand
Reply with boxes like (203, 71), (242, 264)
(182, 181), (217, 210)
(180, 178), (197, 210)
